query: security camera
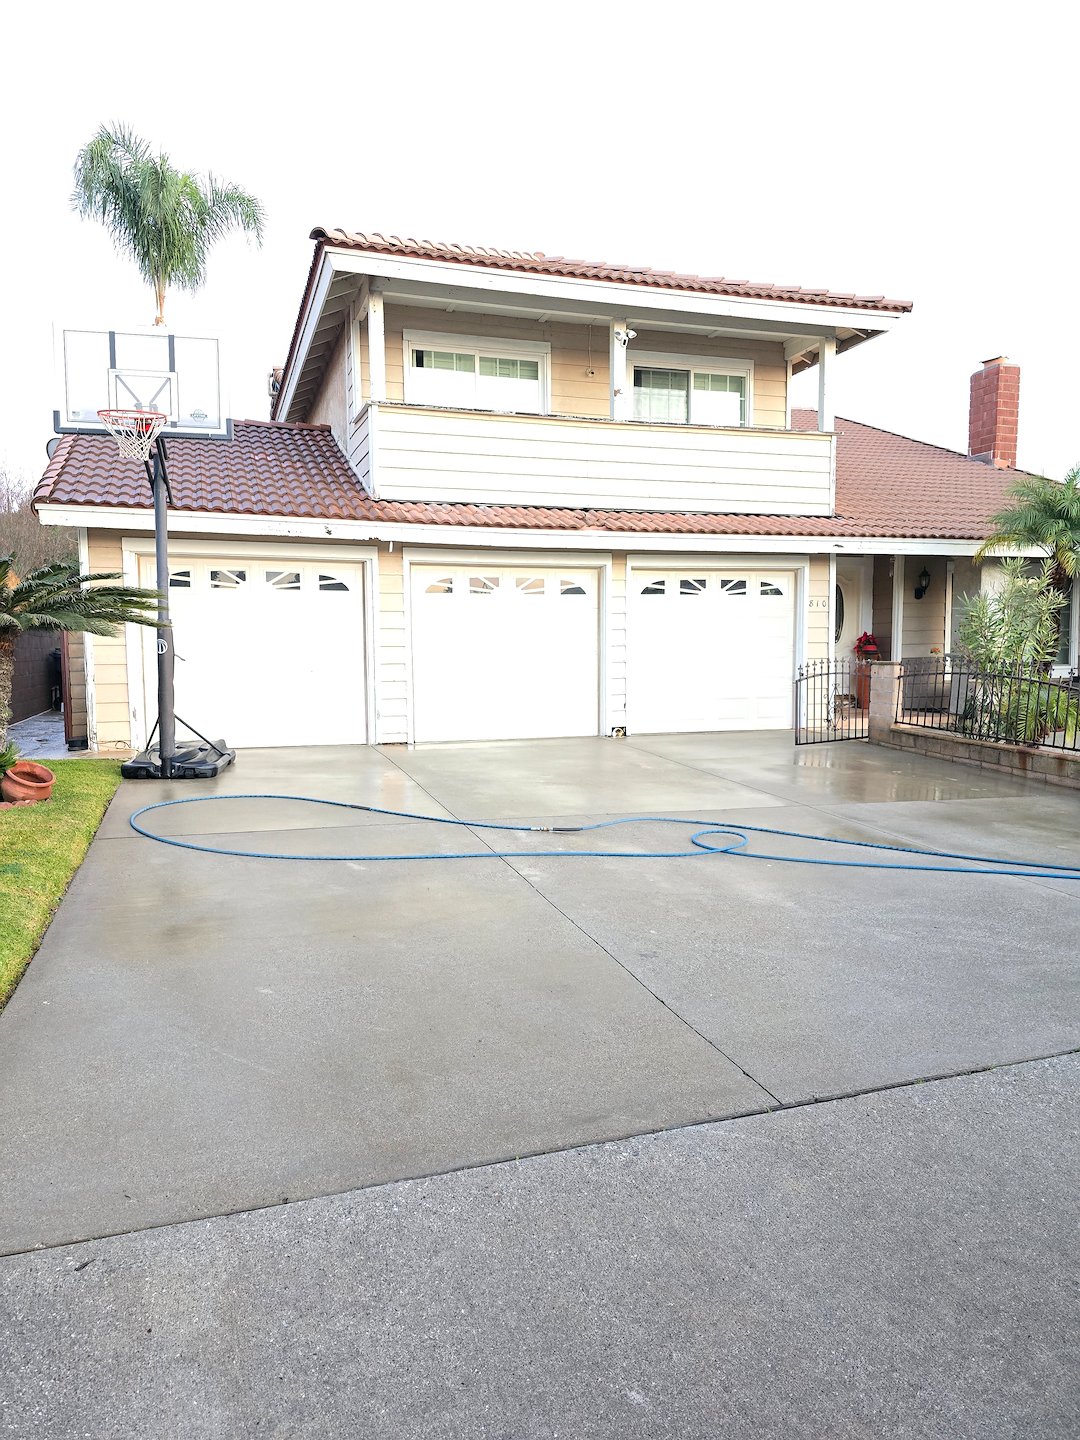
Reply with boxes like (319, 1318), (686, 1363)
(625, 329), (637, 341)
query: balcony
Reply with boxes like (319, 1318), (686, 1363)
(350, 402), (835, 516)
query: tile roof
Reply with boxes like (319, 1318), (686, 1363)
(310, 229), (914, 315)
(34, 413), (1021, 542)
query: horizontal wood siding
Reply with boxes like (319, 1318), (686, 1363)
(307, 328), (348, 449)
(807, 556), (831, 661)
(65, 631), (87, 742)
(371, 404), (834, 514)
(86, 530), (132, 750)
(901, 555), (948, 657)
(349, 405), (373, 491)
(382, 306), (788, 427)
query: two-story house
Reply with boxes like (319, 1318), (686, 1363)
(35, 232), (1052, 752)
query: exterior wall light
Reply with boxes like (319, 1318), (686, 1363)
(914, 566), (931, 600)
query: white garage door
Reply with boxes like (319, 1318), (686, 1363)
(629, 569), (796, 732)
(410, 565), (600, 742)
(139, 556), (367, 747)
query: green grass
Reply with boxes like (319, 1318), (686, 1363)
(0, 759), (122, 1009)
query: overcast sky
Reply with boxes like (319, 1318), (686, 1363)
(1, 0), (1074, 490)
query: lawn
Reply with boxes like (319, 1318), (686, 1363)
(0, 759), (122, 1008)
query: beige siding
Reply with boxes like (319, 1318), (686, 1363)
(307, 327), (348, 449)
(901, 555), (948, 657)
(370, 405), (834, 515)
(807, 556), (831, 661)
(375, 544), (409, 743)
(85, 529), (132, 750)
(951, 557), (980, 650)
(382, 306), (787, 427)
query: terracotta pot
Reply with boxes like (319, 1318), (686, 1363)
(1, 761), (56, 805)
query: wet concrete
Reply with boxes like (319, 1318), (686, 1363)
(1, 734), (1077, 1257)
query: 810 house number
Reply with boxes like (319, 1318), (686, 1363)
(807, 598), (830, 609)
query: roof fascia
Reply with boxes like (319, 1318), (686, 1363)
(35, 503), (1011, 556)
(322, 247), (907, 334)
(273, 250), (336, 422)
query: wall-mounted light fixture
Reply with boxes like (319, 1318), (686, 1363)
(914, 566), (932, 600)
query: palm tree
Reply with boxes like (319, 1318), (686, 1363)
(71, 123), (264, 327)
(0, 556), (160, 747)
(975, 466), (1080, 589)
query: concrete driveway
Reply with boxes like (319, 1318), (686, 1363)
(1, 733), (1077, 1437)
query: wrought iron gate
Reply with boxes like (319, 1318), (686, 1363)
(794, 659), (871, 744)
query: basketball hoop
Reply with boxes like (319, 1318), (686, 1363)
(98, 409), (168, 462)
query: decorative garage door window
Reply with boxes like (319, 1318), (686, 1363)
(210, 568), (246, 589)
(718, 578), (747, 596)
(168, 569), (191, 588)
(760, 580), (785, 597)
(641, 578), (666, 596)
(680, 578), (707, 595)
(319, 575), (350, 592)
(425, 577), (454, 594)
(516, 576), (545, 595)
(560, 579), (587, 596)
(266, 570), (301, 590)
(469, 575), (500, 595)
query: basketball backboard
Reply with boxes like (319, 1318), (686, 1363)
(54, 327), (230, 439)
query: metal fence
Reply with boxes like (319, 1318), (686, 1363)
(794, 659), (872, 744)
(896, 655), (1080, 754)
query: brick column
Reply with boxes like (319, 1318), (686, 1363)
(868, 661), (901, 744)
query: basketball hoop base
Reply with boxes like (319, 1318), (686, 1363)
(122, 738), (236, 781)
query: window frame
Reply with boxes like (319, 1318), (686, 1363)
(629, 349), (753, 428)
(402, 330), (551, 415)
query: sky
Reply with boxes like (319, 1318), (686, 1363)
(1, 0), (1075, 490)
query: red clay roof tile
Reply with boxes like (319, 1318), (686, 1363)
(310, 229), (913, 315)
(33, 413), (1022, 542)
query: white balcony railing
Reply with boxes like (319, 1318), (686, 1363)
(350, 402), (835, 516)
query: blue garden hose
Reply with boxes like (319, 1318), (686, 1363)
(129, 794), (1080, 879)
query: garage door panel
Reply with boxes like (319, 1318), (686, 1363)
(140, 558), (366, 748)
(411, 566), (599, 742)
(630, 569), (796, 733)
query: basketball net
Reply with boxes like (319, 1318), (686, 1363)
(97, 409), (168, 462)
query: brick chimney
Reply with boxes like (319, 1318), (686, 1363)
(968, 356), (1020, 468)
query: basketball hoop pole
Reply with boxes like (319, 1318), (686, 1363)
(149, 438), (176, 778)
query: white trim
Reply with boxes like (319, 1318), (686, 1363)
(77, 527), (96, 750)
(121, 537), (378, 750)
(366, 291), (386, 403)
(402, 551), (611, 744)
(891, 554), (905, 660)
(40, 507), (1031, 559)
(624, 554), (809, 730)
(828, 553), (837, 662)
(402, 328), (551, 414)
(275, 253), (336, 421)
(610, 320), (631, 421)
(321, 248), (908, 334)
(628, 349), (753, 427)
(817, 336), (836, 431)
(1071, 575), (1080, 669)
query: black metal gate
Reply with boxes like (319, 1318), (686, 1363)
(794, 659), (871, 744)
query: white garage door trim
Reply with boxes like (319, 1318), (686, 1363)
(404, 553), (609, 743)
(626, 555), (808, 734)
(121, 539), (377, 750)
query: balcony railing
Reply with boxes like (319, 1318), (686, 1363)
(350, 402), (835, 516)
(897, 656), (1080, 754)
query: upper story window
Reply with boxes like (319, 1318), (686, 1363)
(632, 353), (751, 427)
(404, 331), (549, 414)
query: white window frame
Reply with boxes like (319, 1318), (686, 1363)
(402, 330), (551, 415)
(629, 349), (754, 428)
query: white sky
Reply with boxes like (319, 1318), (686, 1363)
(1, 0), (1075, 489)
